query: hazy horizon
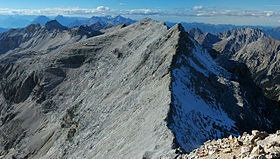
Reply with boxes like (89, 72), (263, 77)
(1, 0), (280, 27)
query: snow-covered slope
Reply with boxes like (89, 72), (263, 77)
(191, 27), (280, 102)
(170, 55), (237, 151)
(168, 28), (280, 152)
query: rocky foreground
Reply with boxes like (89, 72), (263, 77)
(177, 130), (280, 159)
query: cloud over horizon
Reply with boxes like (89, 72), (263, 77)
(0, 6), (279, 18)
(192, 6), (208, 10)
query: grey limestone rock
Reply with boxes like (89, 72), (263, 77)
(0, 19), (279, 159)
(191, 27), (280, 102)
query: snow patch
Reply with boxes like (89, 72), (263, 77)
(170, 64), (237, 152)
(231, 81), (244, 107)
(169, 39), (237, 152)
(189, 38), (231, 78)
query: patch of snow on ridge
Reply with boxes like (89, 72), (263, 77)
(231, 81), (244, 107)
(169, 40), (237, 152)
(189, 38), (231, 78)
(170, 63), (237, 152)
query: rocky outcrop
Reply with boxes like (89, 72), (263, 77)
(169, 26), (280, 153)
(0, 21), (102, 61)
(214, 28), (265, 57)
(215, 28), (280, 102)
(0, 18), (180, 159)
(0, 19), (279, 159)
(178, 130), (280, 159)
(188, 28), (221, 48)
(191, 27), (280, 102)
(44, 20), (68, 31)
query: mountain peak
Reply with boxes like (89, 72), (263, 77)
(44, 20), (68, 31)
(168, 23), (188, 39)
(114, 15), (125, 20)
(173, 23), (185, 32)
(31, 15), (51, 26)
(188, 27), (204, 36)
(55, 15), (64, 19)
(25, 23), (41, 30)
(138, 18), (156, 25)
(221, 27), (265, 39)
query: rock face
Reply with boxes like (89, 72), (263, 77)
(263, 27), (280, 40)
(44, 20), (68, 31)
(188, 28), (221, 48)
(169, 27), (280, 152)
(0, 21), (102, 57)
(214, 28), (265, 58)
(182, 22), (240, 35)
(0, 19), (279, 159)
(190, 27), (280, 102)
(180, 130), (280, 159)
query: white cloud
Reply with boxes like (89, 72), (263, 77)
(120, 3), (127, 6)
(193, 6), (207, 10)
(0, 7), (113, 16)
(0, 6), (279, 18)
(265, 5), (280, 7)
(96, 6), (110, 12)
(128, 9), (161, 15)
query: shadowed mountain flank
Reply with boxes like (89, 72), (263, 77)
(190, 28), (280, 102)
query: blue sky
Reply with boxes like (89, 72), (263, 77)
(1, 0), (280, 26)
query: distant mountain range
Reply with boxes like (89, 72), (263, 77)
(0, 20), (102, 56)
(166, 22), (240, 34)
(179, 22), (280, 40)
(54, 15), (88, 27)
(29, 15), (135, 28)
(31, 15), (51, 26)
(1, 15), (280, 40)
(186, 23), (271, 34)
(263, 27), (280, 40)
(0, 27), (7, 33)
(0, 15), (135, 29)
(166, 22), (269, 33)
(70, 15), (136, 27)
(0, 15), (36, 28)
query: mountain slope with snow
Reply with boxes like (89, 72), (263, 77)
(0, 19), (279, 159)
(168, 27), (280, 152)
(191, 28), (280, 102)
